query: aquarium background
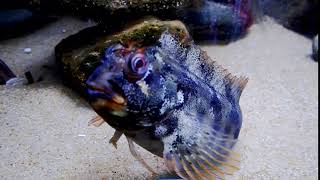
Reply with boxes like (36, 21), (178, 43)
(0, 0), (318, 179)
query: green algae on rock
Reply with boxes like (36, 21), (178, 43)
(55, 18), (190, 96)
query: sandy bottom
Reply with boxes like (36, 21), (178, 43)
(0, 17), (318, 179)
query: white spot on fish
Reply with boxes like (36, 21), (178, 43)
(155, 125), (168, 137)
(160, 98), (172, 115)
(177, 90), (184, 104)
(155, 52), (164, 64)
(137, 80), (149, 96)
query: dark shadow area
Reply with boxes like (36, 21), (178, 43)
(0, 9), (57, 40)
(259, 0), (318, 38)
(156, 172), (182, 179)
(0, 59), (16, 85)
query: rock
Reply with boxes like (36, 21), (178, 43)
(1, 0), (193, 23)
(178, 0), (254, 43)
(5, 77), (28, 86)
(0, 59), (16, 85)
(1, 0), (256, 43)
(0, 9), (56, 40)
(312, 35), (318, 61)
(0, 0), (30, 9)
(55, 18), (190, 96)
(259, 0), (318, 37)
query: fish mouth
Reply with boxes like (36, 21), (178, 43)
(87, 83), (128, 117)
(87, 82), (126, 105)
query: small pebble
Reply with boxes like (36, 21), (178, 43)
(24, 48), (32, 54)
(61, 29), (66, 33)
(6, 77), (28, 86)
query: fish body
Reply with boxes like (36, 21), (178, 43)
(87, 31), (247, 179)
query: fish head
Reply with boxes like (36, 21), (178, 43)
(86, 41), (182, 129)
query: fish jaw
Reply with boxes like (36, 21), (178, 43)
(85, 57), (128, 112)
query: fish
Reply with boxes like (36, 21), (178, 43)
(86, 30), (248, 179)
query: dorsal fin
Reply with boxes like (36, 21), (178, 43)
(225, 73), (249, 102)
(159, 31), (248, 102)
(201, 50), (248, 102)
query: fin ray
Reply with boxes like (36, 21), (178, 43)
(180, 155), (201, 180)
(88, 116), (105, 127)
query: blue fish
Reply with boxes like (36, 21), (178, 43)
(86, 31), (248, 179)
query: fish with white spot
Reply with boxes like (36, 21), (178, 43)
(86, 31), (248, 179)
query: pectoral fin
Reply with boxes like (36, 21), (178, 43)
(161, 114), (241, 180)
(88, 115), (105, 127)
(109, 130), (123, 149)
(163, 130), (241, 180)
(126, 137), (159, 176)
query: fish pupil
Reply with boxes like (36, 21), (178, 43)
(130, 53), (147, 74)
(134, 58), (144, 69)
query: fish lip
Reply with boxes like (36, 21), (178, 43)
(87, 85), (108, 94)
(86, 87), (112, 101)
(86, 84), (126, 105)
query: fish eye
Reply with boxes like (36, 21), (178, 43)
(131, 54), (146, 72)
(129, 53), (148, 75)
